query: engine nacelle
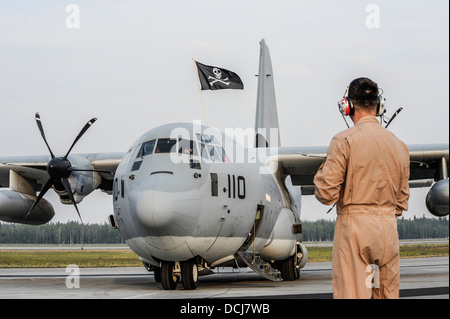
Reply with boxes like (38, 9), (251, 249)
(426, 179), (449, 217)
(0, 189), (55, 225)
(56, 155), (102, 205)
(260, 208), (297, 260)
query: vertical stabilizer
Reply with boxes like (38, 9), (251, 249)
(255, 39), (281, 148)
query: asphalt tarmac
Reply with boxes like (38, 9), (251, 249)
(0, 257), (448, 299)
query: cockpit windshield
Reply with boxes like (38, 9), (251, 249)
(136, 137), (229, 163)
(136, 139), (156, 158)
(177, 139), (199, 157)
(196, 133), (221, 145)
(155, 138), (177, 153)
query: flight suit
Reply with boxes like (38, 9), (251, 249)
(314, 116), (410, 299)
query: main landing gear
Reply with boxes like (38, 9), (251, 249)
(156, 259), (199, 290)
(278, 242), (307, 281)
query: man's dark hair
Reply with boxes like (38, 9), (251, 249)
(348, 77), (379, 109)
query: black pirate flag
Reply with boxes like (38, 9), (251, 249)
(195, 61), (244, 90)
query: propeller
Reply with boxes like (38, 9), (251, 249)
(25, 113), (99, 224)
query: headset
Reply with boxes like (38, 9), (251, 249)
(338, 85), (386, 117)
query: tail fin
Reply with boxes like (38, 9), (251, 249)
(255, 39), (281, 148)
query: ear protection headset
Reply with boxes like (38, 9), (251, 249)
(338, 86), (385, 116)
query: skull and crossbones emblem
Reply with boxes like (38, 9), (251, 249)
(208, 68), (230, 86)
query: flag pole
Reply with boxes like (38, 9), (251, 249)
(192, 59), (210, 126)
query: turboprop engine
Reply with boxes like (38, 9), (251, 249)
(0, 189), (54, 225)
(53, 155), (102, 205)
(0, 113), (106, 224)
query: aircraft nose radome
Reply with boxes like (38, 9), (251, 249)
(137, 188), (174, 231)
(135, 174), (201, 238)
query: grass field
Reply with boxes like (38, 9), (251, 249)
(0, 243), (448, 268)
(306, 244), (449, 263)
(0, 249), (140, 268)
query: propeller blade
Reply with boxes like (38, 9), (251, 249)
(35, 113), (55, 159)
(25, 178), (54, 219)
(64, 118), (97, 160)
(61, 178), (84, 224)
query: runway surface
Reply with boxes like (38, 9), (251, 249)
(0, 257), (448, 299)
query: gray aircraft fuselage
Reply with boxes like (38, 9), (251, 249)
(112, 122), (300, 268)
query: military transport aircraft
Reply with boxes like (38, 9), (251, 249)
(0, 40), (448, 290)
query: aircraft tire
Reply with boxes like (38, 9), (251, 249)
(181, 259), (198, 290)
(154, 266), (161, 283)
(161, 262), (178, 290)
(280, 256), (296, 281)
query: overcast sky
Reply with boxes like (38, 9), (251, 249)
(0, 0), (448, 223)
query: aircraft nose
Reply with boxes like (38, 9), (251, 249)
(135, 173), (201, 241)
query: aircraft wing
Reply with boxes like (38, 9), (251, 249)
(0, 152), (124, 193)
(276, 146), (327, 195)
(0, 152), (124, 224)
(276, 143), (449, 195)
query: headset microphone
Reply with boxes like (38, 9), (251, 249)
(337, 87), (403, 129)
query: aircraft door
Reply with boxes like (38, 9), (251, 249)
(201, 171), (234, 258)
(208, 171), (230, 211)
(240, 204), (264, 251)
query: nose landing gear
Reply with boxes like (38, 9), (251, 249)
(181, 259), (198, 290)
(160, 259), (199, 290)
(161, 261), (179, 290)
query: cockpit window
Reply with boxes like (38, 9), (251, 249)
(216, 146), (230, 163)
(196, 133), (220, 145)
(207, 145), (221, 162)
(155, 138), (177, 153)
(199, 143), (209, 160)
(133, 136), (229, 164)
(137, 139), (156, 158)
(177, 139), (198, 157)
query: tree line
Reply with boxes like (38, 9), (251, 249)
(301, 216), (449, 242)
(0, 221), (123, 245)
(0, 216), (448, 245)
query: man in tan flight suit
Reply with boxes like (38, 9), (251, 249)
(314, 77), (410, 299)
